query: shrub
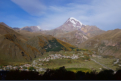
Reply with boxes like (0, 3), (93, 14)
(29, 67), (36, 71)
(68, 60), (72, 63)
(85, 56), (90, 60)
(23, 67), (27, 69)
(4, 34), (16, 41)
(0, 66), (2, 69)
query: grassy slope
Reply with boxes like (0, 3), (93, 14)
(35, 50), (119, 72)
(80, 29), (121, 58)
(26, 35), (77, 53)
(0, 24), (80, 65)
(0, 24), (41, 65)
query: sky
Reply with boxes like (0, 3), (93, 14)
(0, 0), (121, 31)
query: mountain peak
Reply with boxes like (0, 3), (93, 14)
(69, 17), (82, 25)
(64, 17), (82, 28)
(69, 17), (79, 21)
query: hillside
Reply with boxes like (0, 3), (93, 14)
(0, 24), (41, 65)
(79, 29), (121, 58)
(14, 30), (77, 52)
(0, 22), (11, 28)
(14, 30), (43, 40)
(80, 25), (105, 38)
(0, 23), (79, 65)
(26, 34), (76, 52)
(55, 30), (88, 47)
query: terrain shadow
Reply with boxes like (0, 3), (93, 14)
(0, 66), (121, 80)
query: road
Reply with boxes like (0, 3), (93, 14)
(90, 58), (116, 73)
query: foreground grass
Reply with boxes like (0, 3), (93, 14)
(65, 68), (91, 73)
(34, 50), (120, 72)
(91, 57), (118, 70)
(38, 58), (104, 72)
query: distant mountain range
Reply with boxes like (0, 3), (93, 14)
(11, 17), (105, 47)
(13, 26), (42, 32)
(40, 17), (105, 47)
(0, 17), (121, 65)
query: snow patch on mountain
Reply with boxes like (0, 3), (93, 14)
(65, 17), (83, 29)
(67, 17), (83, 26)
(70, 17), (82, 25)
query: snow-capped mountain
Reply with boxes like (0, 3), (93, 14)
(56, 17), (85, 32)
(65, 17), (83, 28)
(20, 26), (41, 32)
(41, 17), (105, 47)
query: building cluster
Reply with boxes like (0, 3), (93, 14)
(38, 54), (79, 62)
(0, 64), (31, 71)
(92, 54), (102, 58)
(36, 68), (46, 72)
(31, 54), (81, 72)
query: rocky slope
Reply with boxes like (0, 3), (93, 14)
(80, 29), (121, 58)
(80, 25), (105, 38)
(41, 17), (105, 47)
(55, 30), (88, 47)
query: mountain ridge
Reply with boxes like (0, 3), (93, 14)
(40, 17), (105, 47)
(80, 29), (121, 58)
(0, 23), (79, 65)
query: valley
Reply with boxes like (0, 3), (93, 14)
(31, 50), (120, 73)
(0, 17), (121, 75)
(1, 0), (121, 79)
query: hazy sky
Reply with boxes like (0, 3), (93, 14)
(0, 0), (121, 30)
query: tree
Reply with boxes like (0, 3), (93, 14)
(16, 66), (21, 70)
(23, 67), (27, 69)
(73, 49), (77, 51)
(68, 59), (72, 63)
(6, 67), (10, 70)
(85, 56), (90, 60)
(0, 66), (2, 69)
(29, 67), (36, 71)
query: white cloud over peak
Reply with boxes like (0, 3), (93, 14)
(39, 0), (121, 30)
(11, 0), (121, 30)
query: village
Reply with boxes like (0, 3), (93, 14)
(39, 54), (80, 62)
(1, 53), (116, 72)
(31, 54), (86, 72)
(0, 54), (81, 72)
(0, 64), (32, 71)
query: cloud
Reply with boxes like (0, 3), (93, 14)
(39, 0), (121, 31)
(10, 0), (121, 30)
(11, 0), (46, 16)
